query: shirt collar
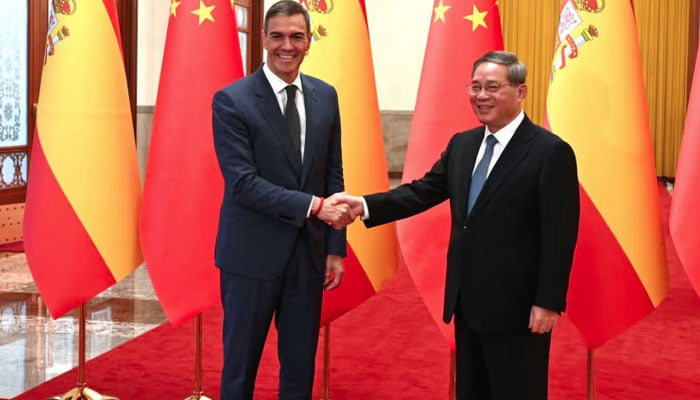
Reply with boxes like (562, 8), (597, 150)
(262, 63), (303, 94)
(486, 110), (524, 147)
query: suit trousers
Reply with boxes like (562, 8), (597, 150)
(454, 301), (551, 400)
(219, 231), (324, 400)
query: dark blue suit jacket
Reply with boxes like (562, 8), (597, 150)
(212, 67), (346, 279)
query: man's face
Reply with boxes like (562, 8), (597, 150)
(469, 62), (527, 132)
(263, 13), (311, 83)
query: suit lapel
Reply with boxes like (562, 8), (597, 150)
(467, 117), (533, 220)
(252, 69), (302, 178)
(300, 74), (319, 187)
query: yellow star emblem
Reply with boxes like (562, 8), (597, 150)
(192, 0), (216, 25)
(433, 0), (451, 23)
(464, 4), (488, 32)
(170, 0), (181, 17)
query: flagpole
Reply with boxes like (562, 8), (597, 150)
(587, 349), (596, 400)
(321, 324), (331, 400)
(185, 314), (212, 400)
(49, 303), (119, 400)
(449, 350), (456, 400)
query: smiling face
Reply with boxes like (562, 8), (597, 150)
(469, 62), (527, 132)
(263, 13), (311, 84)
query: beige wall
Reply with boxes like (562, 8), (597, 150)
(365, 0), (432, 111)
(137, 0), (170, 106)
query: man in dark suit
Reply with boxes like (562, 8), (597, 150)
(211, 2), (353, 399)
(336, 51), (580, 399)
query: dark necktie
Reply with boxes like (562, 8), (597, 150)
(467, 134), (498, 216)
(284, 85), (301, 164)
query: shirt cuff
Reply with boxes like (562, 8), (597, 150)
(306, 196), (315, 218)
(361, 197), (370, 220)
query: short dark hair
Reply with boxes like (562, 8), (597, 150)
(264, 1), (311, 34)
(472, 51), (527, 85)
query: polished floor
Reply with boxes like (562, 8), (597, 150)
(0, 252), (167, 399)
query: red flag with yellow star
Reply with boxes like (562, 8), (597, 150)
(139, 0), (244, 325)
(398, 0), (503, 347)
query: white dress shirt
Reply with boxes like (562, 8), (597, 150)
(471, 110), (524, 176)
(262, 63), (308, 161)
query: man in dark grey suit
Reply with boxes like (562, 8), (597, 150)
(336, 51), (580, 400)
(211, 2), (352, 399)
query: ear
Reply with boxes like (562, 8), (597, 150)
(517, 83), (528, 101)
(303, 33), (312, 55)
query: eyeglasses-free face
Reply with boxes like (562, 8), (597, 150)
(263, 13), (311, 84)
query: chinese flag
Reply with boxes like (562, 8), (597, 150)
(24, 0), (142, 318)
(670, 47), (700, 298)
(139, 0), (244, 325)
(398, 0), (503, 347)
(300, 0), (400, 324)
(546, 0), (668, 348)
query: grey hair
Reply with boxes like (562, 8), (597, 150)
(472, 51), (527, 85)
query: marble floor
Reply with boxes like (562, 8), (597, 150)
(0, 252), (167, 399)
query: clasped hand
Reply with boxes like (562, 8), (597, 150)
(316, 193), (365, 229)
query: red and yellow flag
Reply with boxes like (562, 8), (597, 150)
(139, 0), (244, 325)
(670, 47), (700, 298)
(398, 0), (503, 347)
(24, 0), (142, 318)
(300, 0), (400, 324)
(546, 0), (668, 348)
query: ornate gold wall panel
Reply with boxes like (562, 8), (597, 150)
(633, 0), (693, 177)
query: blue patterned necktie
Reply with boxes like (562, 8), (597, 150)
(467, 134), (498, 216)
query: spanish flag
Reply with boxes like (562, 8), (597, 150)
(24, 0), (142, 318)
(140, 0), (244, 325)
(546, 0), (668, 348)
(300, 0), (400, 324)
(670, 47), (700, 298)
(398, 0), (503, 347)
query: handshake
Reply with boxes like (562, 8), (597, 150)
(314, 193), (365, 229)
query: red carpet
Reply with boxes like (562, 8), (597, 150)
(13, 182), (700, 399)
